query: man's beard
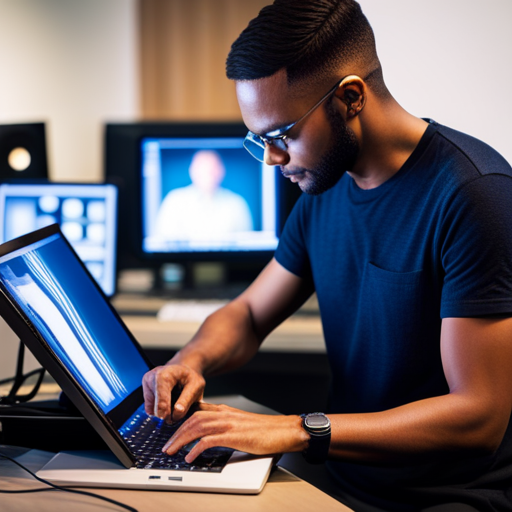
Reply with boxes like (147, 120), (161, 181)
(285, 100), (359, 196)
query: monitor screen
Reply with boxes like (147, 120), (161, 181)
(0, 229), (149, 414)
(141, 137), (279, 255)
(105, 122), (302, 282)
(0, 182), (118, 296)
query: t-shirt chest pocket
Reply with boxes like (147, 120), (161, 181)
(359, 261), (429, 344)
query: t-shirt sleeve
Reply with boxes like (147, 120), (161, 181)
(274, 195), (313, 280)
(440, 173), (512, 317)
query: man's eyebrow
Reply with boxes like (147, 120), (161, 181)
(256, 120), (294, 138)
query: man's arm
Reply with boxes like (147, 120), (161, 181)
(162, 316), (512, 465)
(326, 316), (512, 462)
(142, 258), (315, 422)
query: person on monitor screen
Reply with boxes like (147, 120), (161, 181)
(154, 149), (253, 240)
(142, 1), (512, 510)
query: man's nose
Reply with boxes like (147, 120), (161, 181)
(264, 143), (290, 166)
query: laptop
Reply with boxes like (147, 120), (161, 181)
(0, 224), (274, 493)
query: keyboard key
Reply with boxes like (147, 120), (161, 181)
(119, 404), (233, 472)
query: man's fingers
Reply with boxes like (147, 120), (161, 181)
(185, 435), (225, 463)
(195, 401), (229, 412)
(154, 368), (177, 419)
(173, 377), (205, 421)
(142, 364), (207, 421)
(142, 372), (156, 415)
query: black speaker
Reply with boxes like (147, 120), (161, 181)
(0, 122), (49, 181)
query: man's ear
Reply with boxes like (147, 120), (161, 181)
(335, 75), (366, 118)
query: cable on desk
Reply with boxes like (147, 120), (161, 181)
(0, 450), (138, 512)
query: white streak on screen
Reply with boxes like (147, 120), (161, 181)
(14, 275), (115, 406)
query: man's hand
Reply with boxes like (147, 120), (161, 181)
(161, 402), (310, 463)
(142, 363), (205, 422)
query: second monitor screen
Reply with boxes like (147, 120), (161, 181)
(141, 137), (279, 254)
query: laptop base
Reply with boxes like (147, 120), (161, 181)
(37, 449), (274, 494)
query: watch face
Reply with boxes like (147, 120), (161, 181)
(305, 413), (331, 431)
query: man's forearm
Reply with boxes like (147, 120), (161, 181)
(328, 391), (508, 464)
(168, 299), (261, 377)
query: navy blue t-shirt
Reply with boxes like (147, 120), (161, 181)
(275, 121), (512, 510)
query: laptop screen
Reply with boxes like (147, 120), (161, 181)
(0, 182), (118, 297)
(0, 230), (149, 414)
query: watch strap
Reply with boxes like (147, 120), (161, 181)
(301, 413), (331, 464)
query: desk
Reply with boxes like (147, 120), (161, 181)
(122, 314), (325, 353)
(120, 313), (329, 415)
(111, 295), (328, 414)
(0, 395), (350, 512)
(113, 294), (325, 353)
(0, 447), (350, 512)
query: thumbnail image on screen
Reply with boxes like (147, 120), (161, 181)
(141, 137), (279, 254)
(0, 183), (117, 296)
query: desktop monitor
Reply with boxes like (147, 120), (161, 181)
(105, 122), (301, 277)
(141, 137), (279, 255)
(0, 182), (118, 296)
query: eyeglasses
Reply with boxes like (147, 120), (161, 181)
(243, 76), (348, 163)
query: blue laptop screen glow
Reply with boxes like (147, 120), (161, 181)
(0, 232), (149, 414)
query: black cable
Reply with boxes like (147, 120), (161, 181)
(0, 404), (70, 416)
(0, 485), (65, 493)
(0, 342), (46, 405)
(0, 450), (138, 512)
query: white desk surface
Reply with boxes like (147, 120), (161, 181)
(0, 395), (349, 512)
(122, 314), (324, 353)
(0, 449), (349, 512)
(114, 294), (325, 353)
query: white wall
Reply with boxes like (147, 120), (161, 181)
(0, 1), (510, 379)
(0, 0), (138, 378)
(362, 0), (512, 163)
(0, 1), (510, 184)
(0, 0), (139, 182)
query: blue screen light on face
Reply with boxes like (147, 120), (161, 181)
(0, 233), (149, 414)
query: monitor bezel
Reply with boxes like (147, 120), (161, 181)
(0, 224), (153, 468)
(105, 121), (302, 271)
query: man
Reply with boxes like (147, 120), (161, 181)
(142, 1), (512, 510)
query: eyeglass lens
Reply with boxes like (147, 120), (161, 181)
(244, 134), (289, 163)
(243, 136), (265, 162)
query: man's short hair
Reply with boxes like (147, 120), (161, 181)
(226, 0), (385, 96)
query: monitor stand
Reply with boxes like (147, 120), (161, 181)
(115, 260), (267, 306)
(148, 261), (247, 301)
(156, 261), (226, 292)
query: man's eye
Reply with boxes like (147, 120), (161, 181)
(278, 136), (292, 147)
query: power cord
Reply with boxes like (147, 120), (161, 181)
(0, 341), (45, 405)
(0, 450), (138, 512)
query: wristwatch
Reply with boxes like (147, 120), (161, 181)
(300, 412), (331, 464)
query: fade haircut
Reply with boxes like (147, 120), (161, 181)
(226, 0), (388, 98)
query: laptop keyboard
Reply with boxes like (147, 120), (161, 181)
(119, 406), (233, 472)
